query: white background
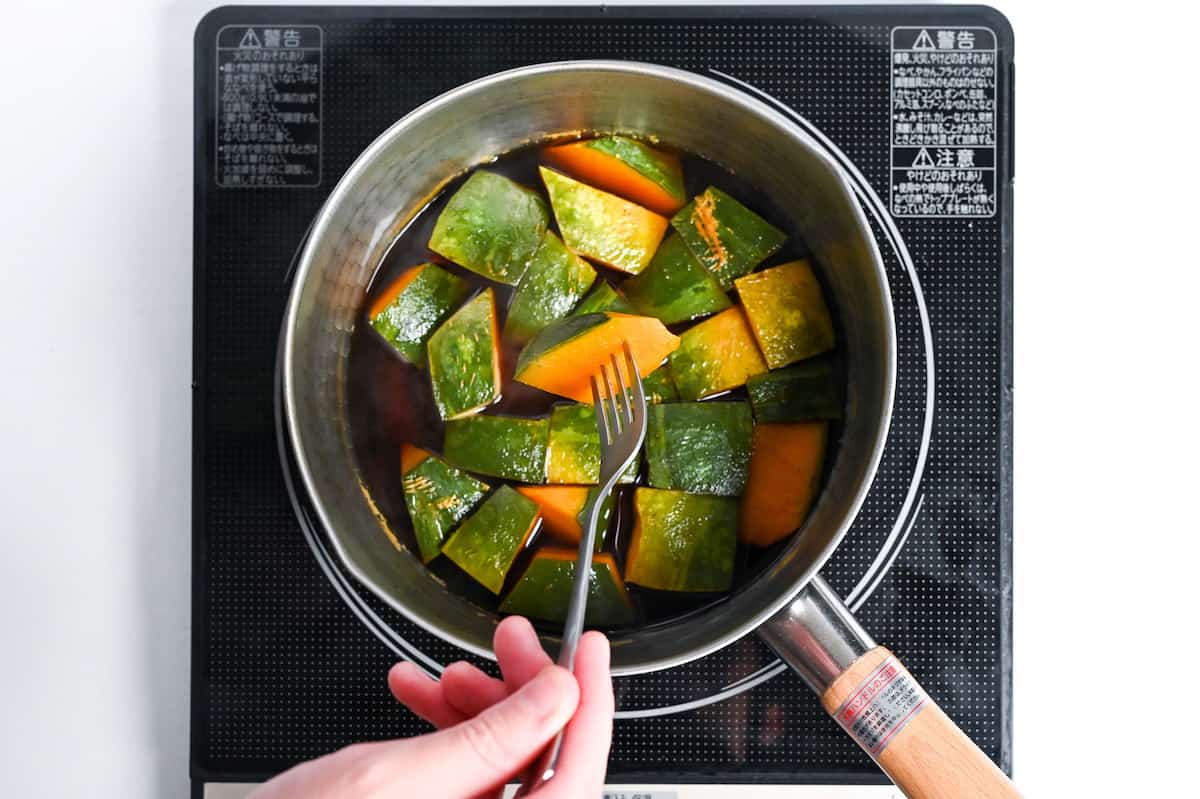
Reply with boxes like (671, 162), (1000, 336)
(1, 1), (1196, 796)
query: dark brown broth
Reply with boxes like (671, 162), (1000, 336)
(347, 141), (841, 632)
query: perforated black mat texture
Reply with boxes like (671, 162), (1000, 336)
(193, 4), (1013, 788)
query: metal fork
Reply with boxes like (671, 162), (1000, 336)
(516, 341), (648, 795)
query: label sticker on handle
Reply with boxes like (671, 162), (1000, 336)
(833, 656), (929, 756)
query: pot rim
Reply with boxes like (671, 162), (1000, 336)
(281, 59), (897, 675)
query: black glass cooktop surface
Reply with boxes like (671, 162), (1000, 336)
(192, 4), (1013, 790)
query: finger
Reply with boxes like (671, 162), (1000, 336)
(387, 662), (467, 729)
(398, 665), (580, 796)
(441, 660), (510, 718)
(540, 631), (613, 794)
(495, 615), (552, 690)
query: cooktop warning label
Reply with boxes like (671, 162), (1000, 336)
(215, 25), (322, 187)
(891, 27), (996, 218)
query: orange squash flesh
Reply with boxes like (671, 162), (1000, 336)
(367, 263), (427, 320)
(738, 422), (828, 548)
(529, 549), (629, 594)
(544, 142), (685, 216)
(516, 313), (680, 403)
(400, 444), (432, 474)
(515, 485), (589, 542)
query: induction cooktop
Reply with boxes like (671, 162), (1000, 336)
(192, 5), (1013, 796)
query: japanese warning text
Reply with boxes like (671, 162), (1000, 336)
(216, 25), (322, 187)
(891, 27), (997, 218)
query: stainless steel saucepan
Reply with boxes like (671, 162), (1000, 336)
(279, 61), (1019, 799)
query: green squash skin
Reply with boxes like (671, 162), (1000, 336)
(499, 553), (634, 626)
(401, 456), (489, 562)
(641, 365), (678, 404)
(628, 489), (737, 592)
(428, 171), (549, 285)
(442, 486), (541, 594)
(504, 232), (596, 343)
(571, 281), (634, 315)
(540, 167), (663, 275)
(737, 262), (837, 368)
(666, 311), (767, 402)
(644, 402), (753, 496)
(671, 186), (787, 289)
(370, 264), (469, 365)
(546, 404), (637, 484)
(622, 234), (731, 325)
(514, 313), (608, 378)
(585, 137), (686, 206)
(665, 333), (712, 403)
(747, 361), (842, 422)
(443, 415), (549, 483)
(427, 292), (500, 420)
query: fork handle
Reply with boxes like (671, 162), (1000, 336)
(555, 490), (608, 671)
(514, 488), (609, 795)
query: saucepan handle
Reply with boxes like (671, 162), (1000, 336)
(757, 576), (1021, 799)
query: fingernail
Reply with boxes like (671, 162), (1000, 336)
(504, 615), (535, 636)
(520, 666), (568, 722)
(391, 661), (418, 678)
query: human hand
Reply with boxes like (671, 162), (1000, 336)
(251, 616), (613, 798)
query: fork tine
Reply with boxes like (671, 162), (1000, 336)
(623, 341), (645, 413)
(610, 352), (632, 425)
(601, 363), (623, 434)
(591, 375), (612, 445)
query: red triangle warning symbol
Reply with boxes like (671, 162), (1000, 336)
(239, 28), (262, 49)
(913, 30), (936, 50)
(912, 148), (935, 168)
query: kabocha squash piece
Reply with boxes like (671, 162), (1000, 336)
(543, 136), (687, 216)
(545, 405), (596, 484)
(515, 312), (680, 403)
(368, 263), (470, 365)
(504, 232), (596, 344)
(539, 166), (669, 275)
(747, 360), (841, 422)
(442, 486), (541, 594)
(427, 290), (501, 420)
(627, 489), (737, 592)
(400, 445), (489, 562)
(735, 260), (836, 368)
(428, 170), (549, 285)
(443, 415), (549, 483)
(671, 186), (786, 289)
(571, 281), (634, 315)
(644, 402), (753, 496)
(514, 486), (615, 551)
(622, 234), (731, 325)
(545, 404), (637, 485)
(499, 550), (635, 627)
(400, 443), (431, 474)
(739, 422), (828, 548)
(668, 306), (767, 401)
(642, 365), (678, 405)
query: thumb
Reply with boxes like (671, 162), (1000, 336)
(402, 665), (579, 795)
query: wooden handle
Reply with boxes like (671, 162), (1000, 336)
(822, 647), (1021, 799)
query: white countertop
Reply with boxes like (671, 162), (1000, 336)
(1, 1), (1195, 796)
